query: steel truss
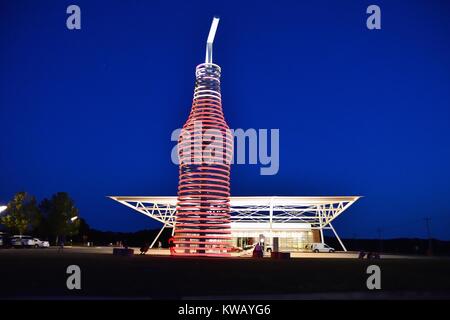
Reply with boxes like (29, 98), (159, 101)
(110, 196), (360, 252)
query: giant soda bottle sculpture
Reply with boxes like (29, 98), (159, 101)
(173, 17), (233, 257)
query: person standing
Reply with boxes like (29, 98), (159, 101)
(253, 242), (263, 258)
(57, 237), (64, 253)
(168, 237), (175, 255)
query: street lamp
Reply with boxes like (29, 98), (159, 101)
(66, 216), (79, 246)
(0, 206), (7, 214)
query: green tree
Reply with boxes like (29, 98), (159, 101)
(0, 192), (41, 235)
(40, 192), (80, 244)
(69, 217), (91, 245)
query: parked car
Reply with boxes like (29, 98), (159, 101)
(11, 235), (35, 248)
(10, 235), (49, 248)
(311, 243), (335, 253)
(243, 244), (256, 251)
(0, 233), (12, 248)
(33, 238), (50, 248)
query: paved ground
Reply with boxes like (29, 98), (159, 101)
(5, 246), (424, 259)
(1, 247), (449, 299)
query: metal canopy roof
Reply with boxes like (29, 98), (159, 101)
(109, 196), (360, 207)
(109, 195), (361, 252)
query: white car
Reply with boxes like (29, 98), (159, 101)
(11, 235), (50, 248)
(311, 243), (335, 253)
(11, 235), (34, 248)
(33, 238), (50, 248)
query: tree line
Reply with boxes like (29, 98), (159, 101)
(0, 191), (88, 244)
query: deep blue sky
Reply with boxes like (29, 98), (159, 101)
(1, 0), (450, 239)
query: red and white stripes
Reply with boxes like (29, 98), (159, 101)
(173, 63), (233, 257)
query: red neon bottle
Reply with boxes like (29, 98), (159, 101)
(173, 17), (233, 257)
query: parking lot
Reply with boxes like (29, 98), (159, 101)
(1, 246), (450, 299)
(0, 246), (424, 259)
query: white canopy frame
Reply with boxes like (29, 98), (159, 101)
(109, 196), (360, 252)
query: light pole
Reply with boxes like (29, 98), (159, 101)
(425, 217), (432, 256)
(68, 216), (79, 245)
(0, 205), (7, 214)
